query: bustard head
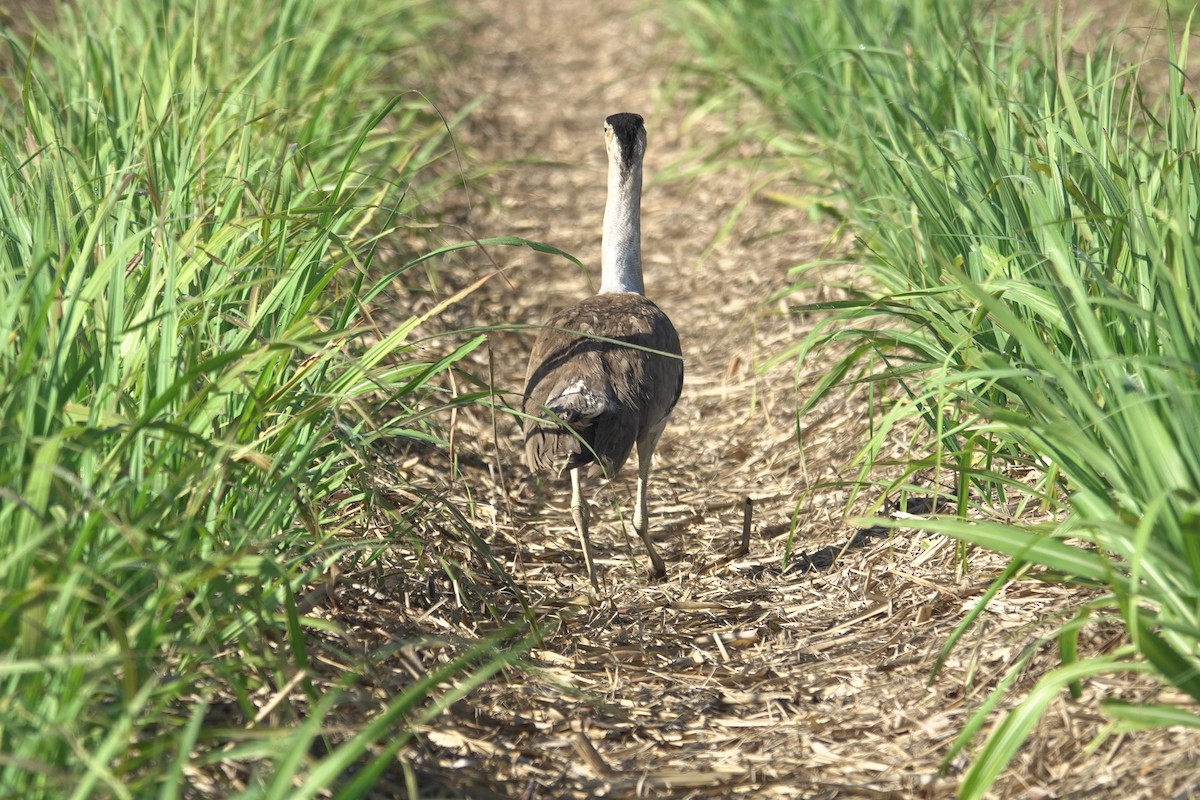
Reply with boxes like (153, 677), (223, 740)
(604, 113), (646, 180)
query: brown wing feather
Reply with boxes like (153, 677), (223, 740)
(523, 293), (682, 479)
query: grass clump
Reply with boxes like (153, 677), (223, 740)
(0, 0), (535, 796)
(672, 0), (1200, 795)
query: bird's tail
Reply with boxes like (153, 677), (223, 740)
(545, 379), (613, 429)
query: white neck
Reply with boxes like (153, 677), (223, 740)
(599, 158), (644, 295)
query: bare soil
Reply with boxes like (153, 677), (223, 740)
(0, 0), (59, 31)
(317, 1), (1200, 798)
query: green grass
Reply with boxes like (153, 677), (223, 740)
(671, 0), (1200, 795)
(0, 0), (540, 796)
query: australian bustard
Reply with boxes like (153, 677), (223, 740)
(522, 112), (684, 589)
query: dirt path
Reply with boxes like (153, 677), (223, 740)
(434, 0), (847, 580)
(359, 1), (1199, 797)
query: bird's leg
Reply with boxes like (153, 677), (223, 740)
(633, 426), (667, 578)
(570, 467), (599, 590)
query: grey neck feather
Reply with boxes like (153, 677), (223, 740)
(599, 145), (644, 295)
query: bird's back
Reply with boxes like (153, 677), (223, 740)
(523, 293), (682, 478)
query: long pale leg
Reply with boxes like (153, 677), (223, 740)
(570, 467), (599, 590)
(633, 425), (667, 578)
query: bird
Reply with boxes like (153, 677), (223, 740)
(522, 112), (684, 590)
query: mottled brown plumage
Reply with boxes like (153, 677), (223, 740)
(523, 293), (683, 478)
(521, 112), (683, 589)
